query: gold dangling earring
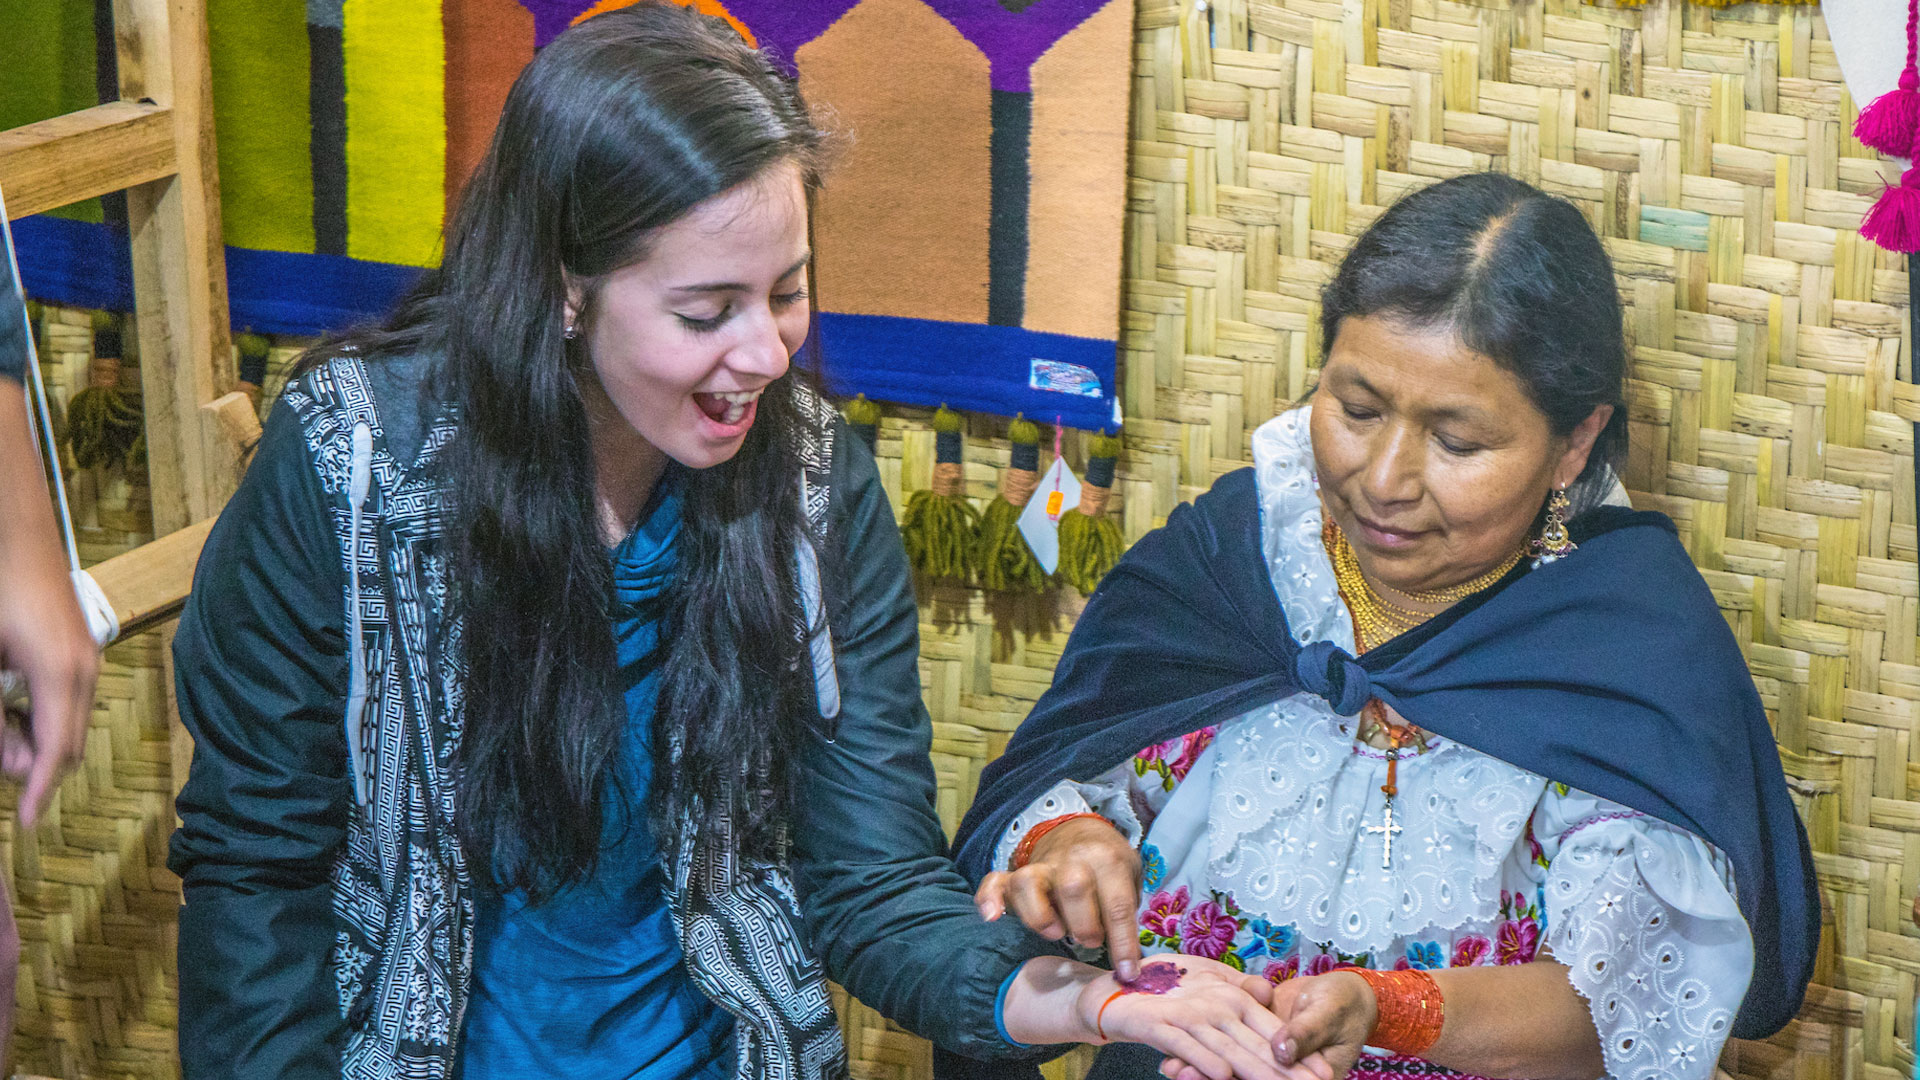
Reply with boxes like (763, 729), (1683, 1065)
(1532, 487), (1576, 563)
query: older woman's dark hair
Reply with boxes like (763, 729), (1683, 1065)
(305, 2), (829, 897)
(1321, 173), (1628, 511)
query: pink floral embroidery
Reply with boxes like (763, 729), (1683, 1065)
(1142, 886), (1190, 938)
(1136, 739), (1170, 764)
(1168, 727), (1218, 782)
(1264, 957), (1299, 984)
(1178, 900), (1237, 960)
(1302, 952), (1338, 977)
(1496, 918), (1540, 965)
(1449, 935), (1492, 967)
(1392, 956), (1412, 971)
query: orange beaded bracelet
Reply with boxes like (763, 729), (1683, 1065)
(1347, 968), (1445, 1056)
(1010, 812), (1109, 870)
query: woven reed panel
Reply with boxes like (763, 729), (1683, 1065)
(9, 1), (1914, 1077)
(846, 1), (1918, 1079)
(9, 305), (179, 1080)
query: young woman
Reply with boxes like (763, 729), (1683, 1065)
(954, 173), (1818, 1080)
(167, 6), (1301, 1080)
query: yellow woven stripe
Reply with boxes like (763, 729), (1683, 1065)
(209, 1), (314, 254)
(343, 0), (446, 266)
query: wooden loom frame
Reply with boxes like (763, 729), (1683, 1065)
(0, 0), (247, 637)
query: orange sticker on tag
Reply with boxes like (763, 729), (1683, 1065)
(1046, 490), (1064, 518)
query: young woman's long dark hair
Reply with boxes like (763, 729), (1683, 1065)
(303, 3), (830, 898)
(1319, 172), (1629, 512)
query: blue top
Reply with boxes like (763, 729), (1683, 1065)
(458, 479), (734, 1079)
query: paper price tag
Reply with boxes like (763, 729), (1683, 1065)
(1017, 456), (1082, 575)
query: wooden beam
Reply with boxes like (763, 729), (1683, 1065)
(121, 0), (235, 533)
(82, 394), (253, 641)
(85, 517), (214, 639)
(0, 102), (176, 221)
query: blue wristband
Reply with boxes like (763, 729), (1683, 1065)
(994, 967), (1031, 1049)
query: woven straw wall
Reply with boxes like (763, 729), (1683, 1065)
(6, 0), (1914, 1077)
(844, 1), (1918, 1079)
(10, 306), (178, 1080)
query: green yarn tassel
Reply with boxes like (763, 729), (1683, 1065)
(1057, 512), (1124, 594)
(900, 405), (978, 583)
(976, 415), (1046, 593)
(236, 329), (271, 396)
(66, 311), (142, 470)
(843, 393), (881, 453)
(1057, 432), (1124, 594)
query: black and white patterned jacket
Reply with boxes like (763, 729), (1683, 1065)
(171, 352), (1061, 1080)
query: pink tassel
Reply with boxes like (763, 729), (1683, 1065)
(1861, 165), (1920, 254)
(1856, 67), (1920, 158)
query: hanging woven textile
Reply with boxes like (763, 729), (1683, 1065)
(64, 310), (141, 470)
(900, 405), (979, 584)
(1056, 431), (1122, 594)
(976, 415), (1046, 594)
(1860, 0), (1920, 253)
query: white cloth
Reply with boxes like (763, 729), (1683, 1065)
(1826, 0), (1912, 167)
(995, 408), (1754, 1080)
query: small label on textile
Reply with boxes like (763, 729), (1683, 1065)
(1030, 358), (1104, 398)
(1018, 456), (1082, 575)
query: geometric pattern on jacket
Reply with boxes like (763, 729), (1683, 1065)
(285, 353), (850, 1080)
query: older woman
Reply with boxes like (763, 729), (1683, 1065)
(948, 173), (1818, 1080)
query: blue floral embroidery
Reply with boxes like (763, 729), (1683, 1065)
(1240, 918), (1296, 961)
(1141, 844), (1167, 893)
(1404, 941), (1444, 970)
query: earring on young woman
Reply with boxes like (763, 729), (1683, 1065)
(1532, 487), (1576, 564)
(563, 321), (579, 341)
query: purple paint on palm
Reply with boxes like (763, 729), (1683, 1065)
(518, 0), (858, 64)
(1118, 961), (1186, 994)
(919, 0), (1117, 92)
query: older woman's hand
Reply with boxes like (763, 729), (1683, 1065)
(1261, 971), (1373, 1077)
(975, 815), (1146, 980)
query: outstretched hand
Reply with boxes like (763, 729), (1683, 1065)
(1158, 970), (1372, 1080)
(1077, 956), (1325, 1080)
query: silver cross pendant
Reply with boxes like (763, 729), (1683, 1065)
(1363, 799), (1402, 870)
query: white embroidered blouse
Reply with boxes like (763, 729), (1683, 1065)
(993, 408), (1754, 1080)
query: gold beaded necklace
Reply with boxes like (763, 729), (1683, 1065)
(1322, 520), (1524, 652)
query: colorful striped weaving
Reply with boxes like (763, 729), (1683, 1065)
(2, 0), (1133, 426)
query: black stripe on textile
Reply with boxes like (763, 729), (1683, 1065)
(988, 90), (1032, 328)
(93, 0), (128, 227)
(308, 23), (348, 256)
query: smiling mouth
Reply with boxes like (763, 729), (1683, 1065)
(1351, 513), (1430, 544)
(693, 389), (763, 427)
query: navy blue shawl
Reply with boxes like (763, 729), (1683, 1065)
(950, 468), (1819, 1041)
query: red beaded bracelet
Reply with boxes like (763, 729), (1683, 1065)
(1011, 812), (1109, 870)
(1348, 968), (1445, 1056)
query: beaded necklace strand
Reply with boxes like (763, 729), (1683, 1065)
(1321, 518), (1524, 868)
